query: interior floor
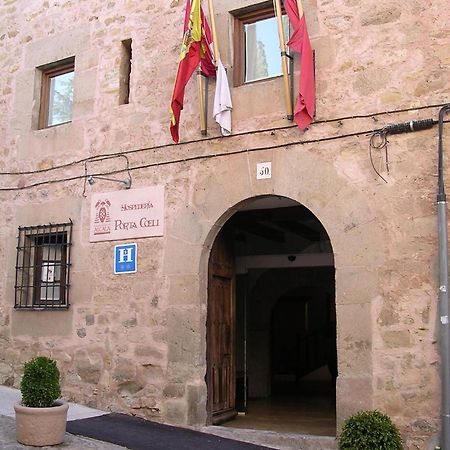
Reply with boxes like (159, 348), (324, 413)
(223, 381), (336, 436)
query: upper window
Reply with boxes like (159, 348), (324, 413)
(38, 58), (75, 129)
(15, 221), (73, 310)
(233, 5), (289, 86)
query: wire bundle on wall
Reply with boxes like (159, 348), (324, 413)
(0, 103), (447, 192)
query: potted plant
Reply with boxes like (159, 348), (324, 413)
(14, 356), (69, 446)
(338, 409), (403, 449)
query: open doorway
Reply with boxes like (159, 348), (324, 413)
(207, 196), (336, 435)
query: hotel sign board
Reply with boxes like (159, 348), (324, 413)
(90, 185), (164, 242)
(114, 243), (137, 274)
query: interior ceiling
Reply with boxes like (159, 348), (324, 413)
(225, 205), (332, 255)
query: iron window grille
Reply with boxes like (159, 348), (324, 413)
(15, 220), (73, 310)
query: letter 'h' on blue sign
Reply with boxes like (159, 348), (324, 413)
(114, 243), (137, 274)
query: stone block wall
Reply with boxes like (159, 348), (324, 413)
(0, 0), (449, 448)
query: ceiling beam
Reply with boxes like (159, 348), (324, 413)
(232, 220), (285, 243)
(235, 253), (334, 273)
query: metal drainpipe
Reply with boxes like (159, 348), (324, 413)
(438, 104), (450, 450)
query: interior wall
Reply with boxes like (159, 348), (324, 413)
(245, 267), (335, 398)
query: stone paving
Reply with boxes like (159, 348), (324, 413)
(0, 386), (125, 449)
(0, 414), (126, 450)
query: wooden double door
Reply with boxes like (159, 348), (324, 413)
(206, 232), (237, 424)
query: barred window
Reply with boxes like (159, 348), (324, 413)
(15, 221), (73, 310)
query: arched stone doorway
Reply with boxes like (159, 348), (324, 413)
(206, 195), (336, 434)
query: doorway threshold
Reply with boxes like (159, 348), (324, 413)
(200, 425), (337, 450)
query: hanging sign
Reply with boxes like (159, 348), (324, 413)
(90, 185), (164, 242)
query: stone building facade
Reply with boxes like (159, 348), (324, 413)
(0, 0), (449, 449)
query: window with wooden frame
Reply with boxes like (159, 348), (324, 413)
(38, 57), (75, 129)
(232, 3), (289, 86)
(15, 221), (73, 310)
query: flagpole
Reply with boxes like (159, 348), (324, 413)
(207, 0), (233, 137)
(273, 0), (293, 121)
(207, 0), (220, 64)
(197, 69), (207, 135)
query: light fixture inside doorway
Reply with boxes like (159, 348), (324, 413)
(86, 175), (132, 189)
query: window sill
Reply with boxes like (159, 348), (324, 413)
(234, 74), (284, 89)
(36, 120), (72, 131)
(14, 306), (70, 311)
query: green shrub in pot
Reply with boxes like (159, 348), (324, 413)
(15, 356), (68, 446)
(20, 356), (61, 407)
(338, 410), (403, 450)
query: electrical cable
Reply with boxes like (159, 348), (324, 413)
(0, 127), (375, 191)
(2, 118), (447, 192)
(0, 102), (448, 176)
(368, 131), (389, 183)
(368, 118), (437, 183)
(0, 111), (447, 192)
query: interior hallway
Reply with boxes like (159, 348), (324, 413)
(223, 384), (336, 436)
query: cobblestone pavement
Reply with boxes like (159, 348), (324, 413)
(0, 414), (126, 450)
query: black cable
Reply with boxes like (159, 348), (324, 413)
(0, 127), (375, 191)
(0, 102), (448, 176)
(368, 131), (389, 183)
(383, 118), (435, 134)
(1, 113), (447, 191)
(368, 118), (437, 183)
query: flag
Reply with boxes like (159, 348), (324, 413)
(170, 0), (215, 143)
(283, 0), (315, 130)
(213, 59), (232, 136)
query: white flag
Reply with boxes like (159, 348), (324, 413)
(213, 59), (232, 136)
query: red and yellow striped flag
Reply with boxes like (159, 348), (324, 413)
(170, 0), (215, 143)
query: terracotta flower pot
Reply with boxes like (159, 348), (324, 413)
(14, 400), (69, 447)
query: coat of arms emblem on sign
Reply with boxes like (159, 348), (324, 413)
(94, 199), (111, 235)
